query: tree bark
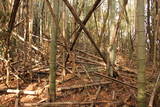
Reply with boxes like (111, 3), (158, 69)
(46, 0), (59, 102)
(135, 0), (146, 106)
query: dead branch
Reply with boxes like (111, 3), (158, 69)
(57, 81), (111, 91)
(11, 31), (45, 55)
(81, 65), (94, 82)
(76, 60), (102, 65)
(75, 49), (103, 61)
(94, 72), (151, 96)
(148, 70), (160, 107)
(24, 100), (122, 106)
(77, 55), (105, 66)
(90, 86), (101, 107)
(94, 72), (137, 89)
(0, 89), (38, 95)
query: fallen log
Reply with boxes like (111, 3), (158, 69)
(0, 81), (110, 96)
(0, 89), (38, 95)
(57, 81), (111, 91)
(24, 100), (122, 106)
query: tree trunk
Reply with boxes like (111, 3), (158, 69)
(5, 0), (21, 85)
(135, 0), (146, 106)
(46, 0), (59, 102)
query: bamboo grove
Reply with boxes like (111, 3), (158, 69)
(0, 0), (160, 107)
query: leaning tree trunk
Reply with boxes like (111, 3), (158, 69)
(135, 0), (146, 106)
(5, 0), (21, 85)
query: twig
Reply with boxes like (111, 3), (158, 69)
(14, 19), (25, 28)
(76, 60), (102, 66)
(90, 86), (101, 107)
(0, 89), (38, 95)
(59, 75), (76, 84)
(57, 62), (73, 73)
(81, 65), (94, 82)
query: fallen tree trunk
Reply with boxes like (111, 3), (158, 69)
(0, 89), (37, 95)
(24, 100), (123, 106)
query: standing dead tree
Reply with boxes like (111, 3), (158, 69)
(4, 0), (21, 85)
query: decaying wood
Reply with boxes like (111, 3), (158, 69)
(0, 81), (110, 95)
(59, 75), (76, 84)
(116, 65), (137, 75)
(95, 72), (150, 96)
(94, 72), (137, 89)
(11, 31), (45, 55)
(0, 89), (38, 95)
(57, 81), (111, 91)
(0, 55), (26, 82)
(90, 86), (101, 107)
(57, 62), (73, 74)
(148, 70), (160, 107)
(76, 60), (102, 65)
(75, 49), (103, 61)
(2, 29), (105, 69)
(81, 65), (93, 82)
(77, 55), (105, 66)
(24, 100), (122, 106)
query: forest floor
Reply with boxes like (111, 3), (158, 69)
(0, 54), (158, 107)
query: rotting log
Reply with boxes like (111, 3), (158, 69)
(57, 81), (111, 91)
(24, 100), (123, 106)
(0, 89), (38, 95)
